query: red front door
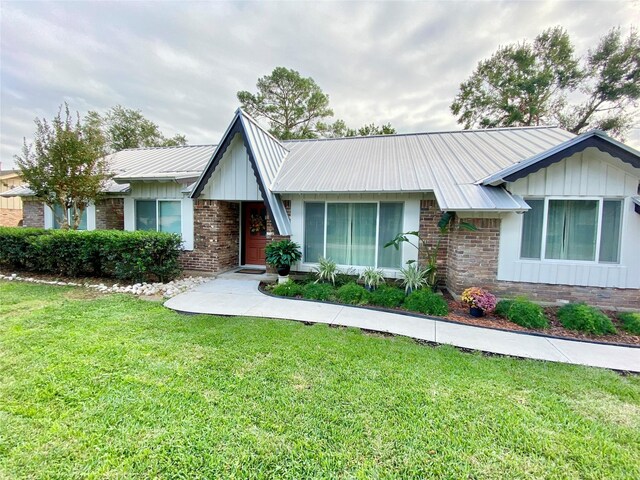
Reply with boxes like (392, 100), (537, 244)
(243, 202), (267, 265)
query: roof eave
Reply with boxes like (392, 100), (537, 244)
(479, 130), (640, 186)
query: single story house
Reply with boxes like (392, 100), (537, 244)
(4, 108), (640, 309)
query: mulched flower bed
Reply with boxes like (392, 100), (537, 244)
(444, 295), (640, 346)
(262, 282), (640, 347)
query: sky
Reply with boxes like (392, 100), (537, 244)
(1, 0), (638, 169)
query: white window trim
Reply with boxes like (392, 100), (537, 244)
(521, 196), (624, 265)
(134, 198), (183, 235)
(45, 203), (95, 230)
(304, 200), (403, 269)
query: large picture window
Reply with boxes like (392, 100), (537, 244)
(304, 202), (404, 268)
(520, 198), (623, 263)
(135, 200), (182, 235)
(53, 203), (87, 230)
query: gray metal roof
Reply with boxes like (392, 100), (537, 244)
(109, 144), (216, 182)
(480, 130), (640, 185)
(0, 179), (130, 198)
(271, 126), (574, 210)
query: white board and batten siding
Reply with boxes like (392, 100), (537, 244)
(123, 182), (195, 250)
(498, 147), (640, 288)
(286, 193), (425, 278)
(200, 134), (262, 201)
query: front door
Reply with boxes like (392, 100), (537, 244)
(243, 202), (267, 265)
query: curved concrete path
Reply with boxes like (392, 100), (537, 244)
(165, 277), (640, 373)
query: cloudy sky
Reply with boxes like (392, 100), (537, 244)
(1, 0), (638, 169)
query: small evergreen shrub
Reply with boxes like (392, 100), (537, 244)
(336, 282), (370, 305)
(403, 289), (449, 316)
(506, 299), (549, 329)
(494, 299), (514, 318)
(369, 285), (406, 308)
(618, 312), (640, 335)
(557, 303), (616, 335)
(271, 280), (302, 297)
(334, 272), (358, 288)
(302, 282), (335, 301)
(0, 227), (182, 282)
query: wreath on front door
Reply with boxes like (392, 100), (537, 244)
(249, 213), (266, 234)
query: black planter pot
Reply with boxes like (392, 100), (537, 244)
(276, 265), (291, 277)
(469, 306), (485, 318)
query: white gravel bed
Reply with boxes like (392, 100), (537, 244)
(0, 272), (209, 298)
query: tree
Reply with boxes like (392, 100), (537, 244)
(238, 67), (396, 139)
(85, 105), (187, 152)
(322, 120), (397, 138)
(238, 67), (334, 140)
(16, 104), (110, 229)
(451, 27), (639, 138)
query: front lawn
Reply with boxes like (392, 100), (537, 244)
(1, 282), (639, 478)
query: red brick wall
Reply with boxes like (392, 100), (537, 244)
(180, 199), (240, 272)
(0, 208), (23, 226)
(95, 198), (124, 230)
(418, 200), (449, 285)
(264, 206), (291, 273)
(22, 200), (44, 228)
(445, 216), (639, 309)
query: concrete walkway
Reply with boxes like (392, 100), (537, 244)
(165, 276), (640, 373)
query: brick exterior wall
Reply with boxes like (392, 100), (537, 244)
(180, 199), (240, 272)
(0, 208), (23, 226)
(445, 216), (640, 310)
(22, 200), (44, 227)
(418, 199), (448, 285)
(95, 198), (124, 230)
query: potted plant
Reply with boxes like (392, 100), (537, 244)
(461, 287), (497, 317)
(265, 239), (302, 277)
(359, 267), (385, 291)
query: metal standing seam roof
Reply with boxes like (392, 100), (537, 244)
(0, 179), (130, 198)
(271, 126), (575, 210)
(109, 144), (217, 182)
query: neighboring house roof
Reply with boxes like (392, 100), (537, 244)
(0, 169), (21, 179)
(480, 130), (640, 185)
(270, 126), (574, 210)
(109, 144), (217, 182)
(191, 109), (291, 235)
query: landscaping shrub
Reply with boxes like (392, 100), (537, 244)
(403, 289), (449, 316)
(618, 312), (640, 335)
(336, 282), (370, 305)
(0, 227), (182, 282)
(368, 285), (406, 308)
(271, 280), (302, 297)
(302, 282), (335, 301)
(494, 299), (514, 318)
(506, 299), (549, 329)
(557, 303), (616, 335)
(334, 272), (358, 288)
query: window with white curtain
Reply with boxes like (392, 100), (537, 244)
(520, 198), (623, 263)
(135, 200), (182, 235)
(303, 201), (404, 268)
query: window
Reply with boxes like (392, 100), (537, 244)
(135, 200), (181, 234)
(52, 203), (87, 230)
(303, 202), (404, 268)
(520, 198), (623, 263)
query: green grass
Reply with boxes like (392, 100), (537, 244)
(1, 282), (639, 479)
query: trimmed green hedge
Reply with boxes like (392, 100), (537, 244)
(557, 303), (616, 335)
(0, 227), (182, 282)
(618, 312), (640, 335)
(403, 289), (449, 316)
